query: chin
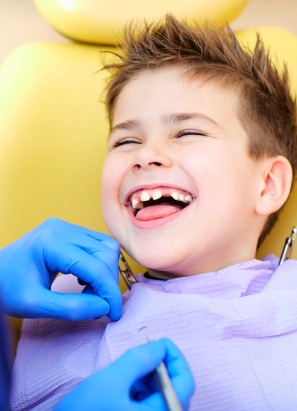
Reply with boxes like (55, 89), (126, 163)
(129, 250), (163, 266)
(132, 252), (184, 274)
(121, 236), (192, 271)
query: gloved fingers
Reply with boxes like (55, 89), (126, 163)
(67, 250), (122, 321)
(36, 222), (119, 276)
(118, 338), (194, 391)
(39, 240), (122, 321)
(16, 288), (111, 320)
(159, 338), (195, 408)
(32, 218), (118, 251)
(30, 218), (120, 280)
(112, 341), (168, 388)
(114, 340), (193, 411)
(136, 392), (170, 410)
(135, 339), (195, 410)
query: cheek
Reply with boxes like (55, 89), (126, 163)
(101, 161), (117, 217)
(101, 157), (126, 222)
(101, 164), (110, 197)
(101, 154), (132, 197)
(101, 157), (119, 194)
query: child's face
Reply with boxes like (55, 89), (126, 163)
(102, 66), (267, 276)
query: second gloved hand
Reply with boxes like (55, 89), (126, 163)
(54, 338), (195, 411)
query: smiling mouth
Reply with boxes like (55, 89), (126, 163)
(127, 187), (194, 219)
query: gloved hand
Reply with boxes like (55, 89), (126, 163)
(0, 218), (122, 320)
(54, 338), (195, 411)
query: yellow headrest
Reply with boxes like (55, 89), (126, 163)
(33, 0), (248, 44)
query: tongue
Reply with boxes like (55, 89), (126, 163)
(135, 204), (181, 221)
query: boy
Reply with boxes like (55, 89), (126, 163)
(11, 15), (297, 410)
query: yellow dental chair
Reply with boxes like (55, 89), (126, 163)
(1, 0), (297, 346)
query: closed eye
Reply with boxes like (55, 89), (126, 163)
(112, 138), (142, 148)
(176, 129), (207, 138)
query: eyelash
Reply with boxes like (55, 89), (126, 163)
(176, 130), (206, 138)
(112, 138), (140, 148)
(111, 129), (207, 149)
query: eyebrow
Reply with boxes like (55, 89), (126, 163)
(110, 112), (219, 134)
(161, 112), (219, 127)
(110, 119), (141, 134)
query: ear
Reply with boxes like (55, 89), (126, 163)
(255, 155), (293, 216)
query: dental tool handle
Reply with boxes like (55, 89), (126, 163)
(154, 360), (183, 411)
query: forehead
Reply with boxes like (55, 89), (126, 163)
(111, 66), (242, 126)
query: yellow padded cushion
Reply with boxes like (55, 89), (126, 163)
(0, 42), (143, 282)
(33, 0), (248, 45)
(0, 43), (109, 241)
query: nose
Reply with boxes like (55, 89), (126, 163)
(132, 142), (173, 171)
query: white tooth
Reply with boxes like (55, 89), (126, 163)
(179, 193), (185, 202)
(131, 198), (144, 209)
(131, 198), (139, 209)
(171, 191), (179, 201)
(140, 191), (150, 202)
(152, 189), (162, 200)
(185, 194), (193, 202)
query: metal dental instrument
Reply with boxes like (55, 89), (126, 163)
(118, 256), (183, 411)
(153, 356), (183, 411)
(118, 252), (137, 290)
(278, 226), (297, 265)
(138, 326), (183, 411)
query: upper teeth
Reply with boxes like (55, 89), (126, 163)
(140, 191), (151, 202)
(130, 189), (193, 209)
(152, 189), (162, 200)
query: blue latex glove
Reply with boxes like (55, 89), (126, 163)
(54, 338), (195, 411)
(0, 218), (122, 321)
